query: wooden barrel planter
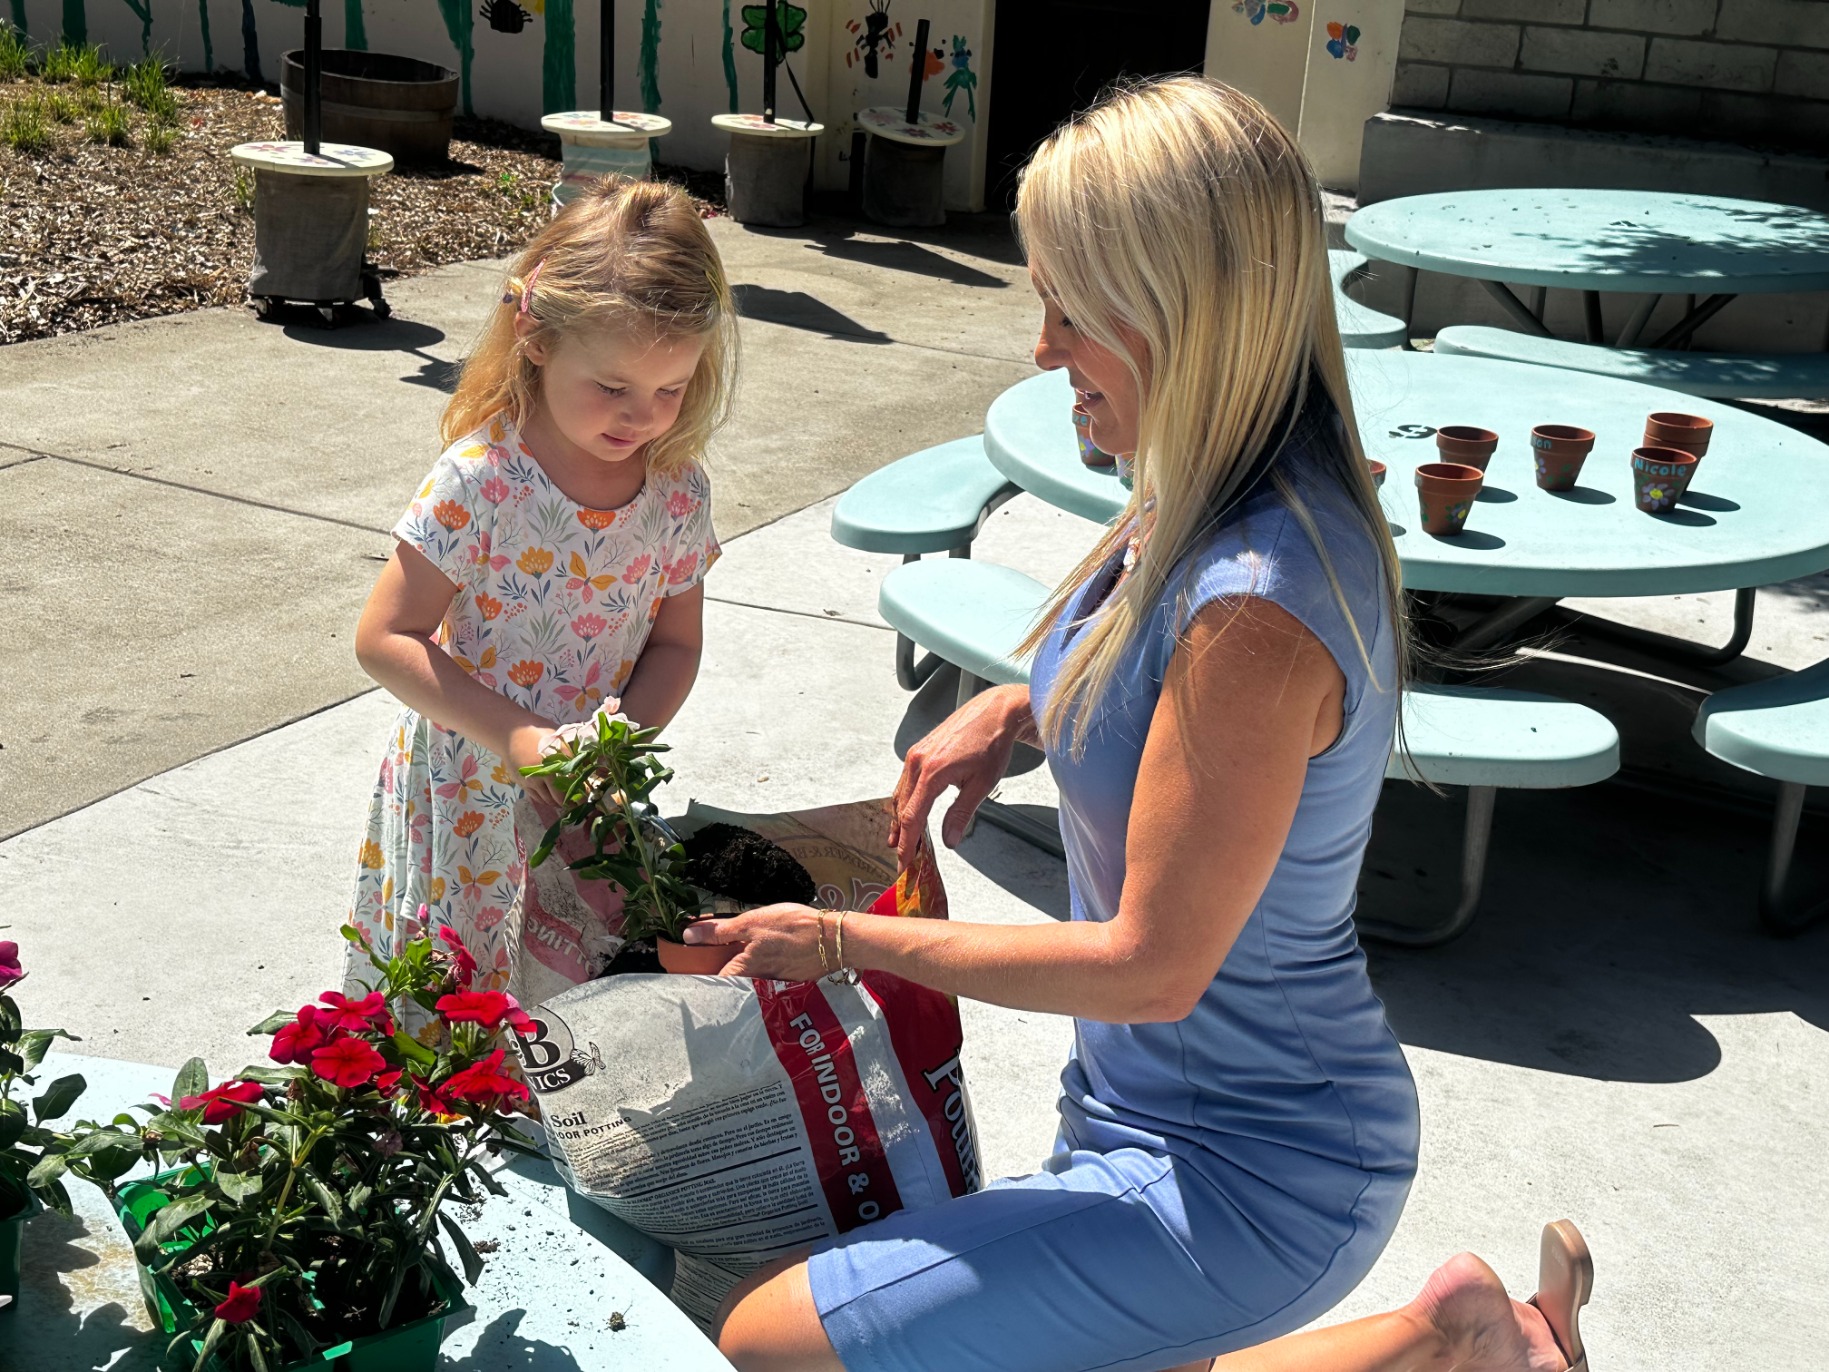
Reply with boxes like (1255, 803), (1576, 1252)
(281, 50), (459, 164)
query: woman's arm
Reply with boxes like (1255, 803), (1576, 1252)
(617, 583), (704, 730)
(692, 596), (1346, 1023)
(353, 541), (563, 800)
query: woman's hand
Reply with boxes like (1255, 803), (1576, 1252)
(890, 685), (1032, 869)
(681, 904), (830, 982)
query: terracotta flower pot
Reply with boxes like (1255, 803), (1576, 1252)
(1631, 446), (1699, 514)
(1414, 462), (1485, 536)
(1643, 411), (1712, 461)
(656, 923), (739, 975)
(1435, 425), (1499, 471)
(1072, 403), (1116, 469)
(1530, 424), (1595, 492)
(1368, 460), (1387, 489)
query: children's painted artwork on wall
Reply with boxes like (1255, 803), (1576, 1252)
(845, 0), (898, 76)
(939, 32), (972, 119)
(1324, 21), (1358, 60)
(1233, 0), (1300, 25)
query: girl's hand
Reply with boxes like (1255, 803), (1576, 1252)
(506, 723), (566, 806)
(890, 685), (1031, 869)
(681, 905), (829, 982)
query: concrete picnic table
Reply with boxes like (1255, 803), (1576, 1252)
(1343, 189), (1829, 348)
(1, 1054), (735, 1372)
(982, 353), (1829, 659)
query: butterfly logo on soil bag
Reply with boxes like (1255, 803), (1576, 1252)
(1326, 22), (1361, 59)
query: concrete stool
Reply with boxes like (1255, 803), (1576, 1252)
(230, 140), (394, 323)
(857, 107), (966, 228)
(711, 114), (823, 227)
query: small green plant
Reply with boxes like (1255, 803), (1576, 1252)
(0, 941), (86, 1224)
(144, 118), (177, 153)
(521, 717), (706, 942)
(42, 40), (111, 86)
(0, 96), (52, 153)
(231, 165), (254, 212)
(123, 56), (178, 123)
(84, 98), (129, 146)
(44, 89), (81, 124)
(0, 22), (29, 80)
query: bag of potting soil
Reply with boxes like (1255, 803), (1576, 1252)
(511, 798), (982, 1329)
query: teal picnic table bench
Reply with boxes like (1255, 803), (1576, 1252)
(878, 557), (1620, 946)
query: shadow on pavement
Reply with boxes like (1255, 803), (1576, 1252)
(732, 284), (892, 344)
(804, 230), (1011, 289)
(4, 1209), (164, 1371)
(447, 1309), (589, 1370)
(277, 314), (460, 392)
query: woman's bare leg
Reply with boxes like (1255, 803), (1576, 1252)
(1169, 1251), (1570, 1372)
(714, 1254), (843, 1372)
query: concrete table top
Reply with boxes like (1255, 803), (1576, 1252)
(982, 352), (1829, 597)
(712, 114), (823, 138)
(541, 111), (673, 146)
(1343, 189), (1829, 295)
(856, 107), (967, 147)
(229, 142), (393, 177)
(1, 1054), (733, 1371)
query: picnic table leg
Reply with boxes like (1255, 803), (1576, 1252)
(1649, 293), (1736, 351)
(1583, 290), (1604, 345)
(1477, 280), (1554, 338)
(1396, 265), (1419, 350)
(1759, 781), (1828, 936)
(1576, 585), (1756, 667)
(894, 556), (945, 690)
(1356, 785), (1496, 948)
(1528, 285), (1547, 324)
(1450, 596), (1562, 652)
(976, 796), (1067, 859)
(1616, 293), (1662, 349)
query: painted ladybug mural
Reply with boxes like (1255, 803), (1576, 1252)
(481, 0), (533, 33)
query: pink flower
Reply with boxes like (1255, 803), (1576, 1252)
(667, 553), (699, 586)
(571, 612), (607, 640)
(311, 1036), (387, 1089)
(316, 991), (394, 1035)
(667, 491), (694, 518)
(179, 1080), (264, 1125)
(503, 993), (537, 1038)
(215, 1281), (262, 1324)
(443, 1049), (530, 1110)
(270, 1006), (334, 1065)
(479, 476), (510, 505)
(375, 1069), (404, 1097)
(621, 554), (651, 584)
(436, 990), (512, 1029)
(0, 941), (21, 990)
(412, 1074), (456, 1116)
(474, 905), (507, 931)
(438, 925), (478, 988)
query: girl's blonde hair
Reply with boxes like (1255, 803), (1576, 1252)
(1014, 75), (1410, 754)
(443, 176), (738, 478)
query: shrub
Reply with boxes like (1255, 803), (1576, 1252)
(42, 40), (111, 87)
(144, 118), (177, 153)
(123, 56), (177, 123)
(44, 89), (80, 124)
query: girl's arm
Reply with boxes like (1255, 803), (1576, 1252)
(617, 583), (705, 730)
(690, 596), (1346, 1023)
(353, 542), (564, 800)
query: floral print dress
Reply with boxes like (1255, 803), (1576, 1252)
(345, 413), (718, 1011)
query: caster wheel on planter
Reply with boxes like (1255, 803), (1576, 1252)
(371, 297), (392, 320)
(253, 297), (277, 322)
(316, 305), (339, 327)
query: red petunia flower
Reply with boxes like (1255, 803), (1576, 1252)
(316, 990), (395, 1035)
(215, 1280), (262, 1324)
(436, 990), (511, 1030)
(502, 993), (536, 1038)
(437, 925), (478, 989)
(411, 1074), (456, 1117)
(270, 1005), (334, 1066)
(311, 1036), (387, 1089)
(0, 941), (21, 990)
(375, 1069), (403, 1097)
(179, 1080), (264, 1125)
(442, 1049), (530, 1111)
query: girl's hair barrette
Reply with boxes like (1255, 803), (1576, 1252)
(503, 258), (547, 315)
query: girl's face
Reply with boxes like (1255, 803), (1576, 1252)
(1030, 268), (1145, 457)
(523, 322), (707, 466)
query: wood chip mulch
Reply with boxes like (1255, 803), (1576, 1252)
(0, 75), (719, 345)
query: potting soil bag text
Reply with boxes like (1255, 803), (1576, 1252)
(513, 799), (982, 1328)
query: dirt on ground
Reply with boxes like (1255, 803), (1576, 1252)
(0, 74), (718, 345)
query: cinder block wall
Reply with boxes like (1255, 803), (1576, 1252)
(1393, 0), (1829, 153)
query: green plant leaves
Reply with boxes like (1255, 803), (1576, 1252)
(32, 1072), (85, 1124)
(247, 1010), (297, 1037)
(171, 1058), (208, 1106)
(439, 1211), (484, 1284)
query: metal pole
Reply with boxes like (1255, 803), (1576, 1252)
(599, 0), (614, 117)
(905, 17), (930, 123)
(303, 0), (322, 155)
(762, 0), (777, 123)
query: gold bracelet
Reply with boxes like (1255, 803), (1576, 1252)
(816, 913), (832, 976)
(835, 910), (854, 981)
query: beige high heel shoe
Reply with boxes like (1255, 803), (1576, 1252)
(1528, 1219), (1593, 1372)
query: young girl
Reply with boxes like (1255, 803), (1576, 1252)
(344, 177), (737, 1007)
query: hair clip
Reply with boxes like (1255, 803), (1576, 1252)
(518, 258), (546, 316)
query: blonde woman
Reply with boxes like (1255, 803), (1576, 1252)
(686, 79), (1591, 1372)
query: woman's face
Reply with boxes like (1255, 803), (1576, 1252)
(1030, 268), (1145, 457)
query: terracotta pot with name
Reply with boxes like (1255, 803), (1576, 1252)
(1368, 460), (1387, 489)
(1435, 425), (1499, 471)
(1530, 424), (1595, 492)
(1631, 446), (1699, 514)
(1644, 411), (1712, 461)
(1415, 461), (1485, 536)
(656, 920), (740, 974)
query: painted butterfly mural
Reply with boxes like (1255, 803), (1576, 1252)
(1233, 0), (1301, 24)
(1326, 21), (1361, 60)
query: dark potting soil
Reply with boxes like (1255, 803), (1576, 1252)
(682, 824), (817, 906)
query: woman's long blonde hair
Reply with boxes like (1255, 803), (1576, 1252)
(1015, 76), (1409, 754)
(443, 177), (737, 478)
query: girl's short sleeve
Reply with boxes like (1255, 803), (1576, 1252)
(393, 444), (493, 590)
(660, 460), (720, 597)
